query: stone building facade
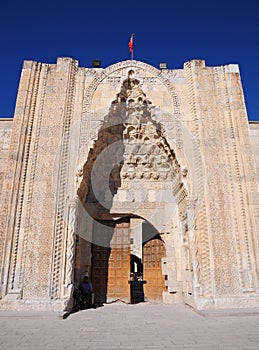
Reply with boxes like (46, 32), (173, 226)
(0, 58), (259, 311)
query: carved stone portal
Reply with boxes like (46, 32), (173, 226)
(76, 69), (189, 304)
(0, 58), (258, 311)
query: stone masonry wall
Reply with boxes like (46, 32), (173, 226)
(184, 62), (259, 307)
(1, 57), (259, 310)
(0, 119), (12, 199)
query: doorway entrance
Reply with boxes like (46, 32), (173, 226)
(89, 217), (166, 303)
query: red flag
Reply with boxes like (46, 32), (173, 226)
(128, 34), (134, 53)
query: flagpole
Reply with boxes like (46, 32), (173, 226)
(128, 34), (134, 60)
(132, 34), (134, 60)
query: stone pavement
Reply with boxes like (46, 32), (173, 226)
(1, 302), (259, 350)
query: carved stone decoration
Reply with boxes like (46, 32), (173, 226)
(76, 69), (190, 305)
(51, 60), (78, 299)
(78, 70), (186, 218)
(1, 57), (259, 311)
(184, 61), (212, 297)
(18, 64), (49, 292)
(62, 200), (78, 311)
(65, 202), (77, 287)
(6, 62), (43, 296)
(79, 60), (183, 159)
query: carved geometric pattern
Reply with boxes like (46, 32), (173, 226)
(8, 63), (42, 292)
(185, 61), (212, 296)
(212, 68), (244, 293)
(51, 60), (78, 298)
(18, 64), (49, 290)
(78, 70), (187, 217)
(206, 67), (244, 295)
(65, 201), (77, 288)
(220, 68), (254, 290)
(80, 60), (183, 159)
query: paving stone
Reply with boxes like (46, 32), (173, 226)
(0, 303), (259, 349)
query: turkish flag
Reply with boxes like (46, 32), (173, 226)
(128, 35), (134, 53)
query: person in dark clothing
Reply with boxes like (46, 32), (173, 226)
(72, 282), (81, 311)
(79, 276), (93, 307)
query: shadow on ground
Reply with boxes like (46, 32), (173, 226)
(62, 303), (104, 319)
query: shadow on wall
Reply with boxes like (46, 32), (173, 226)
(74, 70), (177, 303)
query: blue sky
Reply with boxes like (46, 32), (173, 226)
(0, 0), (258, 120)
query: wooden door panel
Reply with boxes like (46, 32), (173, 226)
(143, 238), (166, 302)
(92, 244), (110, 303)
(91, 221), (114, 303)
(107, 220), (130, 302)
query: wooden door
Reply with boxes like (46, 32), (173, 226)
(91, 221), (114, 303)
(107, 220), (130, 302)
(143, 238), (166, 302)
(92, 244), (110, 303)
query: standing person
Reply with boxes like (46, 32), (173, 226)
(72, 282), (81, 312)
(80, 276), (93, 307)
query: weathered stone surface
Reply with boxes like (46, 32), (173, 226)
(0, 119), (12, 198)
(0, 58), (259, 311)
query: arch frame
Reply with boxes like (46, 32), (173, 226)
(64, 60), (205, 310)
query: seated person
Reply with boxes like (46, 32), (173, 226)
(79, 276), (93, 307)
